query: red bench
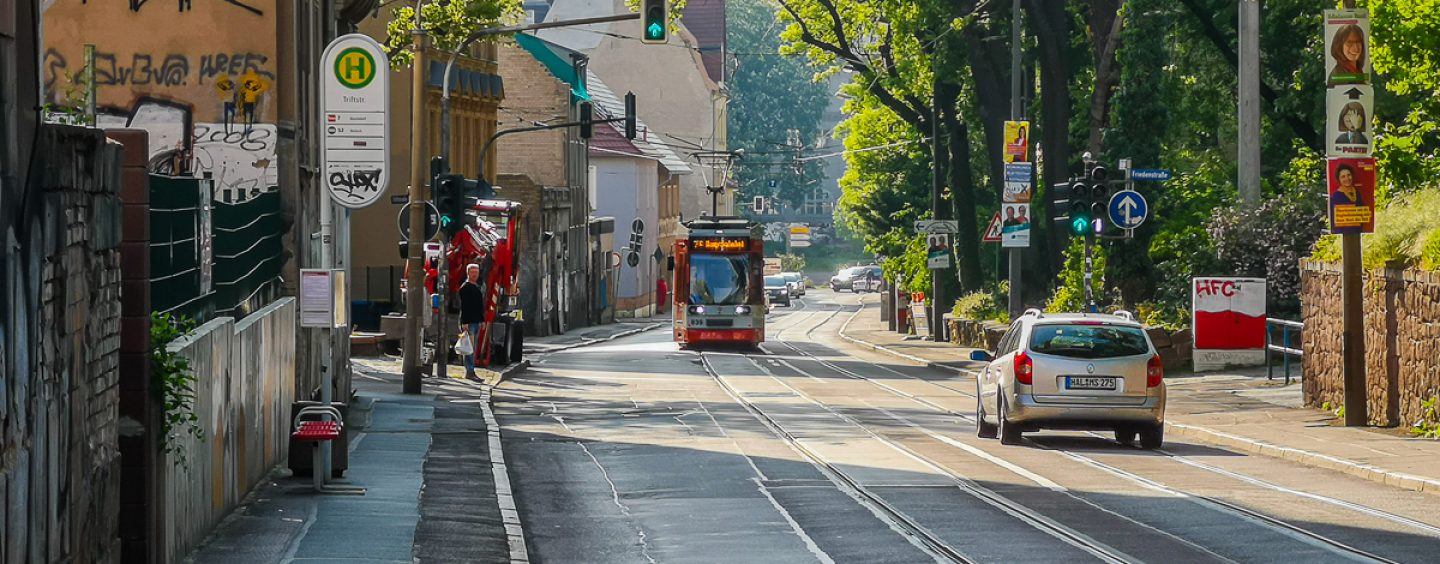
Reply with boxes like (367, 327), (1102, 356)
(292, 406), (356, 494)
(293, 420), (341, 442)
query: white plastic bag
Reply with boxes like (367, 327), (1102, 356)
(454, 330), (475, 356)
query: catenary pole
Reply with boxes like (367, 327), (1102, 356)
(1339, 0), (1366, 425)
(1008, 0), (1024, 318)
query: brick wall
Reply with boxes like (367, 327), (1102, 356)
(1301, 260), (1440, 426)
(2, 125), (124, 563)
(497, 43), (570, 188)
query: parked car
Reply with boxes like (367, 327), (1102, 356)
(781, 272), (805, 297)
(830, 265), (881, 292)
(970, 309), (1166, 448)
(764, 275), (791, 307)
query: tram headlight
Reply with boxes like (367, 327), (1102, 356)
(734, 306), (751, 315)
(689, 305), (706, 315)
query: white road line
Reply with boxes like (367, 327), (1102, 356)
(578, 441), (657, 564)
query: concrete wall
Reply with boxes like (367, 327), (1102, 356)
(2, 125), (124, 563)
(158, 298), (297, 562)
(1301, 261), (1440, 427)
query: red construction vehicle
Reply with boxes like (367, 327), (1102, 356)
(410, 197), (525, 367)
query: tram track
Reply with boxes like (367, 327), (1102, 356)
(747, 296), (1440, 562)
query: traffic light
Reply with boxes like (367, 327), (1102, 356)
(579, 101), (594, 139)
(641, 0), (668, 44)
(624, 91), (637, 140)
(1053, 178), (1094, 236)
(1086, 164), (1109, 234)
(436, 174), (466, 238)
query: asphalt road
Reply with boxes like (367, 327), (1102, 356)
(494, 289), (1440, 563)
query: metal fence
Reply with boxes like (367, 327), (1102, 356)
(150, 174), (282, 322)
(1266, 318), (1304, 384)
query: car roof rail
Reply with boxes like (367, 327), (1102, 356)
(1021, 308), (1043, 318)
(1112, 310), (1136, 322)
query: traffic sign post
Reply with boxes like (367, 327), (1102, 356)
(914, 220), (959, 234)
(397, 201), (440, 241)
(323, 35), (390, 209)
(1107, 190), (1149, 230)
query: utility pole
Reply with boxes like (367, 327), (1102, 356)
(402, 26), (429, 393)
(1339, 0), (1366, 426)
(930, 77), (947, 343)
(1008, 0), (1024, 318)
(1238, 0), (1261, 209)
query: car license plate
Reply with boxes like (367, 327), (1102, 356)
(1065, 377), (1117, 390)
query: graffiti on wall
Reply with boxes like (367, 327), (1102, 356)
(97, 98), (277, 202)
(44, 0), (280, 201)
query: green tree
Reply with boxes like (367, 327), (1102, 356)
(384, 0), (526, 69)
(729, 0), (832, 210)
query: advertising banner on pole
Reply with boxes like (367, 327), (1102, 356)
(1000, 203), (1031, 248)
(1192, 277), (1267, 371)
(1327, 157), (1376, 234)
(1003, 163), (1032, 203)
(1327, 85), (1373, 157)
(1324, 10), (1370, 88)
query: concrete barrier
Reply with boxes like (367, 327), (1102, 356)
(158, 298), (297, 562)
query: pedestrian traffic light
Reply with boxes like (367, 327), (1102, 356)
(641, 0), (668, 44)
(579, 101), (594, 139)
(624, 91), (637, 140)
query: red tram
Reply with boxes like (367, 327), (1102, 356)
(672, 217), (766, 347)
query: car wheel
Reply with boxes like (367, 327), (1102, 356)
(998, 395), (1023, 445)
(1114, 428), (1137, 445)
(1139, 424), (1164, 450)
(976, 383), (998, 439)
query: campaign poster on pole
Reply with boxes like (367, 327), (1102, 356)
(926, 234), (951, 269)
(1003, 121), (1030, 164)
(1192, 277), (1267, 371)
(1324, 10), (1370, 88)
(1326, 85), (1373, 157)
(1003, 163), (1032, 203)
(1327, 157), (1376, 234)
(1000, 203), (1031, 248)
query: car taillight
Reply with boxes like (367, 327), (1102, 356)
(1147, 354), (1163, 387)
(1014, 351), (1033, 385)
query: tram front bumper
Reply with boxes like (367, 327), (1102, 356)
(684, 328), (762, 344)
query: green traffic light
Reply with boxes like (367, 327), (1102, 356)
(647, 22), (664, 39)
(1070, 216), (1090, 236)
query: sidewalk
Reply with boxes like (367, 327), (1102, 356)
(184, 362), (523, 563)
(838, 296), (1440, 495)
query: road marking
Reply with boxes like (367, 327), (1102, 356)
(578, 441), (657, 564)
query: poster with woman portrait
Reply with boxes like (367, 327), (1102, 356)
(1324, 10), (1370, 87)
(1326, 84), (1373, 157)
(1003, 121), (1030, 163)
(1327, 158), (1376, 234)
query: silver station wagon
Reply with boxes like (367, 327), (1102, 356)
(970, 310), (1167, 448)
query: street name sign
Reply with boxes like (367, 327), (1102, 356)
(1108, 190), (1149, 229)
(323, 34), (390, 209)
(915, 220), (959, 234)
(1129, 169), (1171, 181)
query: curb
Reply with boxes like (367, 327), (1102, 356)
(477, 359), (531, 387)
(525, 323), (666, 355)
(1165, 421), (1440, 495)
(836, 301), (975, 375)
(479, 384), (529, 563)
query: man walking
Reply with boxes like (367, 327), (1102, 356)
(459, 263), (485, 377)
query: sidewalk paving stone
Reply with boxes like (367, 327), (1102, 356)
(838, 295), (1440, 496)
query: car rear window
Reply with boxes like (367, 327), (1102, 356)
(1028, 324), (1150, 359)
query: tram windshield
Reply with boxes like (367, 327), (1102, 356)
(689, 253), (751, 306)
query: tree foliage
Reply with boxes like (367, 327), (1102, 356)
(384, 0), (525, 69)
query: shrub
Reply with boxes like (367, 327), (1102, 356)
(952, 281), (1010, 324)
(1045, 238), (1108, 313)
(1206, 187), (1326, 317)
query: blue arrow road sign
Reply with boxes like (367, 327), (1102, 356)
(1130, 168), (1172, 181)
(1108, 190), (1148, 229)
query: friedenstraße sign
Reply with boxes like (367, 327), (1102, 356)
(322, 34), (390, 209)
